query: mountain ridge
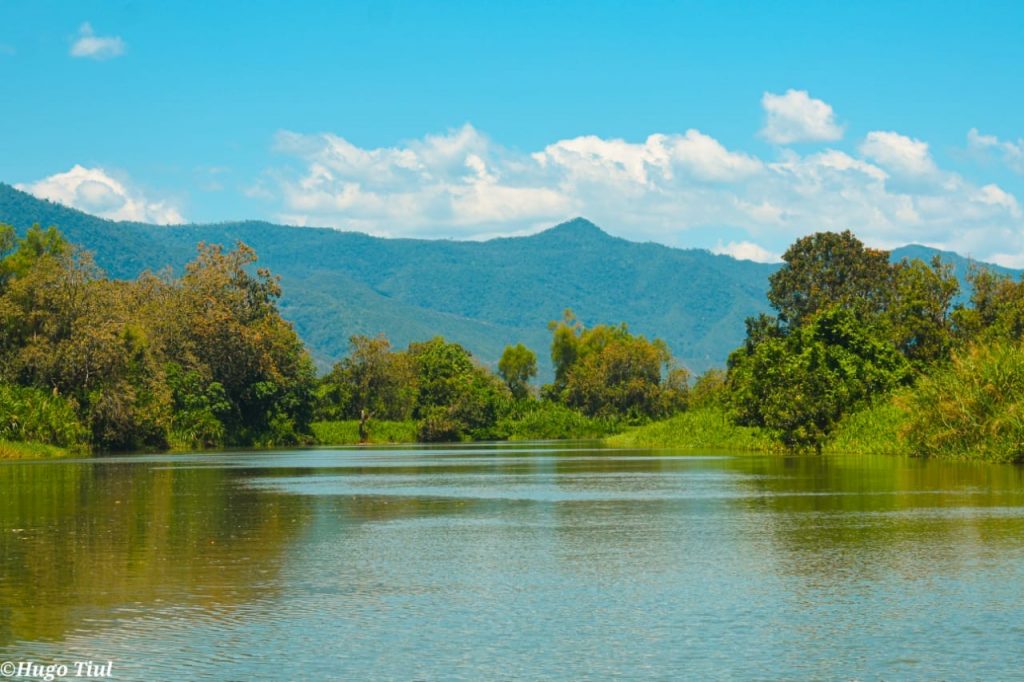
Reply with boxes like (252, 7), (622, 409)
(0, 183), (1016, 376)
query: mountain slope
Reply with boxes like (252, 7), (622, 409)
(1, 183), (1017, 376)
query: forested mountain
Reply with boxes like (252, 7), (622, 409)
(0, 183), (1016, 375)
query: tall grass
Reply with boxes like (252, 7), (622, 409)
(494, 401), (624, 440)
(0, 440), (70, 459)
(606, 406), (779, 451)
(311, 419), (418, 445)
(0, 384), (89, 451)
(901, 342), (1024, 462)
(823, 399), (912, 456)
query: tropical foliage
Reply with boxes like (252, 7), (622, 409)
(0, 223), (316, 452)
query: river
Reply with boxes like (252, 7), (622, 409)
(2, 444), (1023, 679)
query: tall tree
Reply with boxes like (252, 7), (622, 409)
(768, 230), (894, 327)
(498, 343), (538, 400)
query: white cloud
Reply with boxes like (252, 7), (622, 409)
(968, 128), (1024, 174)
(270, 119), (1024, 264)
(859, 131), (937, 176)
(712, 241), (782, 263)
(17, 165), (183, 224)
(70, 23), (125, 60)
(760, 90), (844, 144)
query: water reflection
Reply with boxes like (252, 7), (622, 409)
(1, 447), (1023, 679)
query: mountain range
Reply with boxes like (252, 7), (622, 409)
(0, 183), (1017, 377)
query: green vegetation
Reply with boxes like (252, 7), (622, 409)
(901, 342), (1024, 462)
(0, 440), (71, 459)
(6, 185), (1024, 462)
(311, 420), (418, 445)
(823, 400), (912, 456)
(0, 223), (315, 454)
(615, 230), (1024, 463)
(545, 310), (688, 419)
(494, 400), (622, 441)
(313, 315), (687, 444)
(607, 406), (778, 452)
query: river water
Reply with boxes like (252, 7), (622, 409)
(1, 444), (1023, 680)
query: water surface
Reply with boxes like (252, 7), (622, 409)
(2, 444), (1023, 679)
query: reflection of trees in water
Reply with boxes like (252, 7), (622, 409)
(0, 462), (309, 645)
(725, 455), (1024, 584)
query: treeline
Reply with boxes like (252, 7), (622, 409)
(0, 224), (316, 452)
(654, 230), (1024, 461)
(314, 310), (689, 443)
(1, 225), (690, 453)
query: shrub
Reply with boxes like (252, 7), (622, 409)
(902, 342), (1024, 462)
(0, 384), (89, 450)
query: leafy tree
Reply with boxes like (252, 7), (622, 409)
(317, 335), (417, 421)
(886, 256), (959, 369)
(545, 312), (687, 419)
(952, 264), (1024, 344)
(408, 337), (510, 441)
(0, 228), (315, 450)
(768, 230), (893, 327)
(498, 343), (538, 399)
(690, 368), (728, 409)
(728, 306), (911, 451)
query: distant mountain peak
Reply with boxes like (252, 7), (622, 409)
(537, 217), (612, 241)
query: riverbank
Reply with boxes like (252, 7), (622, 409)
(311, 420), (419, 445)
(606, 403), (913, 456)
(0, 440), (73, 459)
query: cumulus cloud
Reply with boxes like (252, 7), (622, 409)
(968, 128), (1024, 174)
(17, 165), (183, 224)
(270, 119), (1024, 263)
(760, 89), (844, 144)
(712, 241), (782, 263)
(70, 23), (125, 60)
(859, 131), (937, 176)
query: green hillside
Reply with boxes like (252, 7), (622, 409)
(0, 183), (1015, 376)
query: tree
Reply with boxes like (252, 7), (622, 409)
(768, 230), (894, 327)
(885, 256), (959, 369)
(317, 335), (417, 421)
(545, 312), (687, 419)
(498, 343), (538, 399)
(408, 337), (510, 441)
(728, 306), (911, 451)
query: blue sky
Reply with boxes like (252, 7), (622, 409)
(2, 1), (1024, 263)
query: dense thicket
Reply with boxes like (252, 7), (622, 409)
(719, 229), (1024, 459)
(315, 310), (689, 443)
(0, 224), (315, 451)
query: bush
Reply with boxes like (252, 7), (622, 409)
(0, 384), (89, 450)
(494, 400), (623, 440)
(902, 342), (1024, 462)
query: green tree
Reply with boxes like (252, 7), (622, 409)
(317, 335), (417, 421)
(545, 313), (687, 419)
(407, 337), (510, 441)
(728, 306), (911, 451)
(768, 230), (894, 327)
(885, 256), (959, 369)
(498, 343), (538, 399)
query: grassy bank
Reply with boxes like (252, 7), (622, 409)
(0, 440), (74, 459)
(823, 400), (912, 456)
(311, 420), (419, 445)
(607, 402), (916, 456)
(605, 407), (780, 452)
(496, 402), (623, 441)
